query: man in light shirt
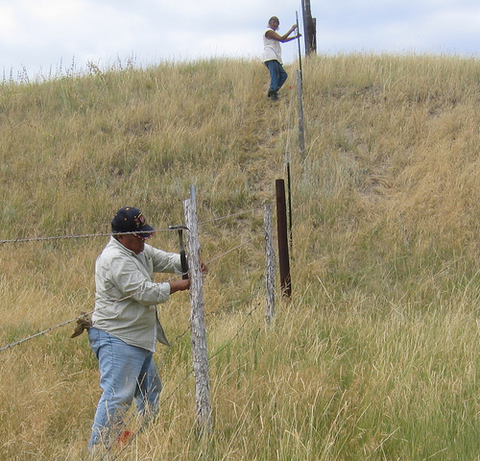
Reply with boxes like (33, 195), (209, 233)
(87, 206), (207, 451)
(263, 16), (301, 101)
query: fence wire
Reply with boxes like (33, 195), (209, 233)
(0, 204), (273, 460)
(0, 228), (262, 352)
(0, 206), (263, 247)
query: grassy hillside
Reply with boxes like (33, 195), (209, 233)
(1, 54), (480, 459)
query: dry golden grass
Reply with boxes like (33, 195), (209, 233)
(1, 53), (480, 459)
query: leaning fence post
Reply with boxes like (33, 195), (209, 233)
(264, 203), (275, 324)
(184, 185), (212, 433)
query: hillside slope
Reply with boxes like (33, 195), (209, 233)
(1, 55), (480, 460)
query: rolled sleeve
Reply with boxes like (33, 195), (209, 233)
(110, 256), (172, 305)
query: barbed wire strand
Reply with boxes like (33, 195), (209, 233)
(205, 235), (260, 265)
(157, 277), (265, 369)
(0, 207), (270, 459)
(198, 207), (263, 225)
(0, 206), (263, 247)
(0, 229), (169, 246)
(0, 234), (262, 353)
(0, 312), (93, 353)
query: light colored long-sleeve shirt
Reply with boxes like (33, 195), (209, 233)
(92, 236), (183, 351)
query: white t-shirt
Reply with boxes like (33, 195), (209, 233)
(263, 28), (282, 64)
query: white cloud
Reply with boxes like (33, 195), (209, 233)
(317, 0), (480, 55)
(1, 0), (480, 80)
(0, 5), (15, 32)
(23, 0), (83, 22)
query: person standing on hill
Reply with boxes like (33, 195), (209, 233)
(263, 16), (301, 101)
(86, 206), (207, 452)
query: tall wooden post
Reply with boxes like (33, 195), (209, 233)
(295, 10), (303, 81)
(302, 0), (317, 55)
(275, 180), (292, 298)
(297, 70), (305, 160)
(285, 150), (293, 248)
(264, 203), (275, 323)
(184, 185), (211, 433)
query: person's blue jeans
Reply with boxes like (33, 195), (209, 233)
(265, 60), (288, 94)
(87, 328), (162, 450)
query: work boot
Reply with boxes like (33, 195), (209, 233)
(269, 91), (279, 101)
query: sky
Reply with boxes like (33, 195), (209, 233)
(1, 0), (480, 80)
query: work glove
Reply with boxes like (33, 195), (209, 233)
(71, 314), (92, 338)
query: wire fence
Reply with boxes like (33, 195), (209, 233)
(0, 202), (276, 459)
(1, 25), (302, 456)
(0, 207), (265, 353)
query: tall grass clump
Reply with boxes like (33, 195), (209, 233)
(1, 53), (480, 459)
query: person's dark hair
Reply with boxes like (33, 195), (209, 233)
(268, 16), (280, 26)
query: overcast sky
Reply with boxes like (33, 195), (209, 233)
(1, 0), (480, 80)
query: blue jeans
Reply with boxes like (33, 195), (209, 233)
(87, 328), (162, 450)
(265, 60), (288, 94)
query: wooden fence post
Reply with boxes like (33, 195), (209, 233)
(275, 180), (292, 298)
(264, 203), (275, 323)
(184, 185), (211, 433)
(302, 0), (317, 55)
(297, 69), (305, 160)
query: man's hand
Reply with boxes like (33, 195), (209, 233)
(169, 278), (190, 293)
(169, 261), (208, 294)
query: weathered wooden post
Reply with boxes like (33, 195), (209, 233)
(302, 0), (317, 55)
(297, 69), (305, 160)
(275, 180), (292, 298)
(264, 203), (275, 323)
(184, 185), (211, 433)
(285, 149), (293, 249)
(295, 10), (303, 82)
